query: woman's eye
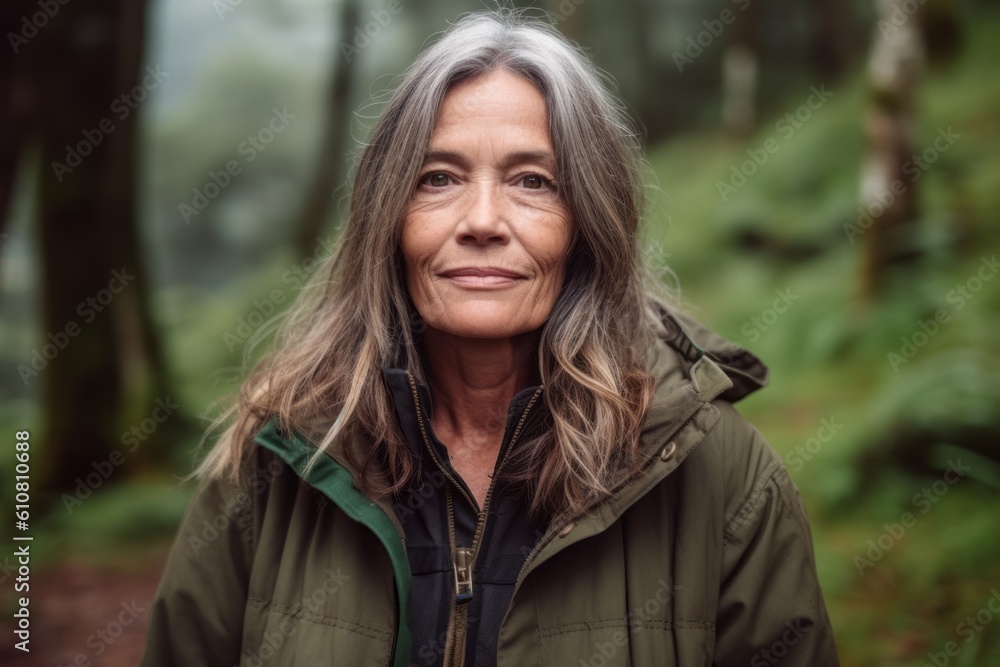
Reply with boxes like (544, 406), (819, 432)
(421, 172), (451, 188)
(520, 174), (548, 190)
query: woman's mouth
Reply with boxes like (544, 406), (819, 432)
(439, 267), (526, 287)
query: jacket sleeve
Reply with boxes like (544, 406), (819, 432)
(140, 471), (255, 667)
(713, 432), (840, 666)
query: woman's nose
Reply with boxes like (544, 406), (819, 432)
(456, 181), (509, 245)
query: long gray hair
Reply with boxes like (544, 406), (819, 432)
(198, 9), (674, 521)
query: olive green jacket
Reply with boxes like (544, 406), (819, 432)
(141, 309), (839, 666)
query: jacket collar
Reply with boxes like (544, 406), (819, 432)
(379, 366), (545, 462)
(513, 306), (768, 587)
(258, 304), (768, 541)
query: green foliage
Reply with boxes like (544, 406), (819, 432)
(34, 478), (195, 563)
(643, 12), (1000, 666)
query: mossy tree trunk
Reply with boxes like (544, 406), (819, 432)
(22, 0), (175, 499)
(858, 0), (925, 298)
(294, 0), (360, 259)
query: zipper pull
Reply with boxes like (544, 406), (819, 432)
(454, 547), (473, 604)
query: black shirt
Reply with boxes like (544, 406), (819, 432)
(381, 367), (551, 667)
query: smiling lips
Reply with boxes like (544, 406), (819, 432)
(439, 266), (526, 287)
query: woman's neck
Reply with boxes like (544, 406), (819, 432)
(419, 326), (542, 445)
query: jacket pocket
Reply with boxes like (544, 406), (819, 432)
(240, 596), (394, 666)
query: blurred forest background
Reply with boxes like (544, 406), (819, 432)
(1, 0), (998, 665)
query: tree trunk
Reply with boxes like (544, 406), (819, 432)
(811, 0), (855, 79)
(858, 0), (925, 298)
(0, 1), (41, 247)
(27, 0), (174, 498)
(294, 0), (360, 259)
(721, 0), (762, 138)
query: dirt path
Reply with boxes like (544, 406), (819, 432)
(0, 548), (169, 667)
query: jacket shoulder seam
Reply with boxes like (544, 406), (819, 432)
(722, 456), (783, 546)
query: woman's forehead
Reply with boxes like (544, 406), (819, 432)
(427, 70), (552, 154)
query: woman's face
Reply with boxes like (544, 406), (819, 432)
(400, 69), (572, 341)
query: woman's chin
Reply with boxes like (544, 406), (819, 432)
(427, 310), (544, 340)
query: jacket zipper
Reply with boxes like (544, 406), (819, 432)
(406, 371), (543, 667)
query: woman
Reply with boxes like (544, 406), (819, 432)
(142, 10), (839, 667)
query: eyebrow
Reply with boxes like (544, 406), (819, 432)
(421, 149), (557, 173)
